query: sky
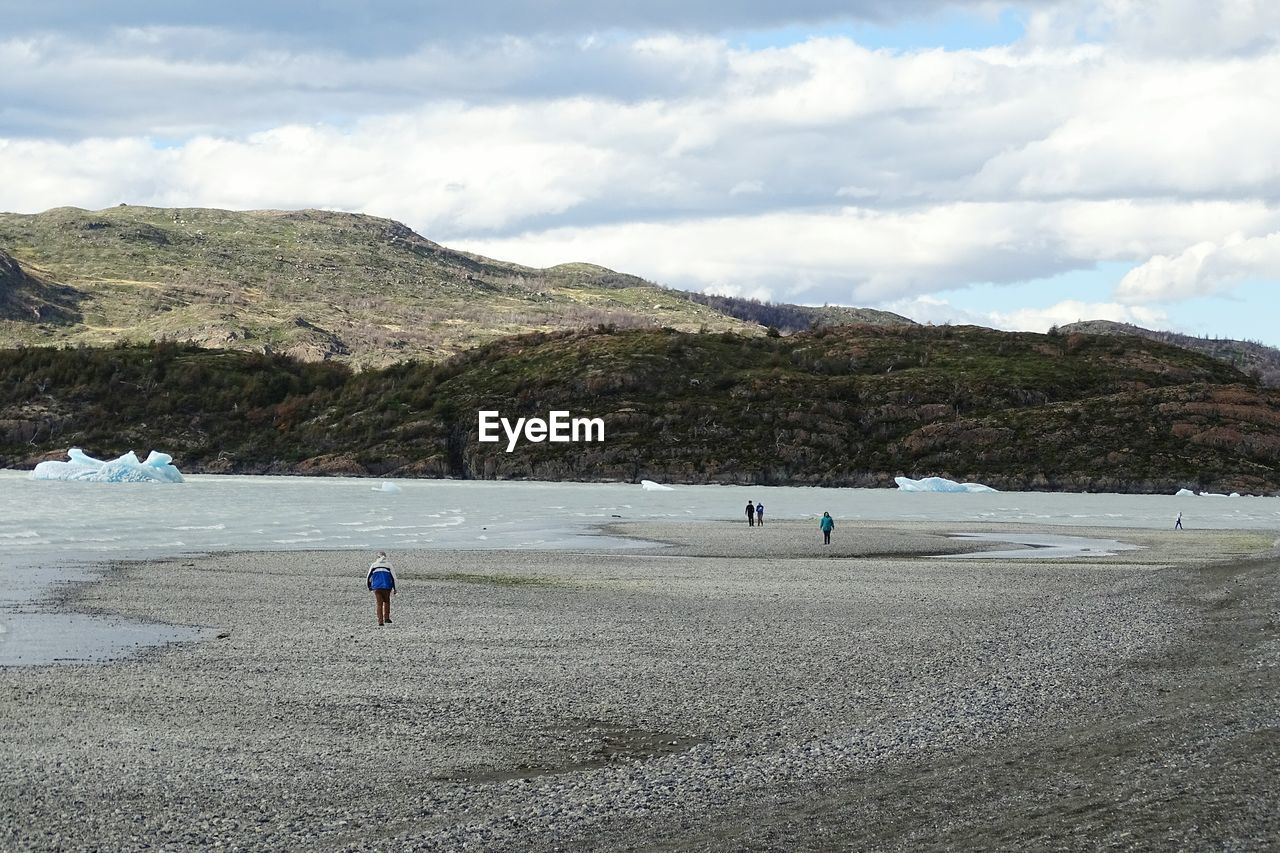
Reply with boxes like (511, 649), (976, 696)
(1, 0), (1278, 345)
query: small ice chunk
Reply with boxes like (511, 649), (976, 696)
(640, 480), (674, 491)
(373, 481), (402, 493)
(1175, 488), (1196, 497)
(31, 448), (184, 483)
(895, 476), (997, 494)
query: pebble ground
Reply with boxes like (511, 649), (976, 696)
(2, 521), (1276, 851)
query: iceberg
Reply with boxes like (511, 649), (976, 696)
(640, 480), (674, 491)
(895, 476), (997, 494)
(31, 448), (185, 483)
(1175, 488), (1196, 497)
(373, 481), (402, 493)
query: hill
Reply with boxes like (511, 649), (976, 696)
(1059, 320), (1280, 387)
(3, 325), (1277, 494)
(667, 291), (914, 333)
(0, 205), (909, 368)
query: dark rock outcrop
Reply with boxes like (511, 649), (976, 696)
(0, 249), (83, 324)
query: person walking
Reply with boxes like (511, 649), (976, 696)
(1175, 511), (1183, 530)
(746, 500), (756, 527)
(367, 551), (397, 625)
(755, 502), (765, 526)
(819, 512), (834, 545)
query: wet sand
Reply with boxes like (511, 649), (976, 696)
(1, 521), (1277, 851)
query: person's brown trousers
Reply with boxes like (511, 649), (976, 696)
(374, 589), (392, 624)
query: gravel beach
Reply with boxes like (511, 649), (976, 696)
(3, 521), (1278, 851)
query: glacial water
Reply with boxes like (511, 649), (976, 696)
(2, 470), (1278, 664)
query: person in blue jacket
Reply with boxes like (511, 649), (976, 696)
(367, 551), (397, 625)
(819, 512), (835, 545)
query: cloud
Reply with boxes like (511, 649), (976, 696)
(880, 294), (1168, 331)
(987, 298), (1168, 330)
(1116, 232), (1280, 303)
(1, 7), (1278, 320)
(458, 201), (1280, 302)
(7, 26), (1278, 214)
(968, 53), (1280, 202)
(1, 1), (1037, 50)
(1025, 0), (1280, 57)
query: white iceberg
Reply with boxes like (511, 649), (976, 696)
(895, 476), (997, 494)
(1175, 488), (1197, 497)
(30, 448), (185, 483)
(373, 481), (402, 493)
(640, 480), (674, 491)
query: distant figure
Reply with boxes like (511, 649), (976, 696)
(820, 512), (835, 545)
(1175, 511), (1183, 531)
(756, 502), (765, 526)
(746, 500), (756, 527)
(367, 551), (397, 626)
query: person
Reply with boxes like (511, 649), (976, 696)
(746, 500), (756, 527)
(1175, 511), (1183, 531)
(367, 551), (397, 625)
(756, 502), (764, 526)
(819, 511), (834, 545)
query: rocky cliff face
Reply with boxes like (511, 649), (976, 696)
(0, 248), (82, 324)
(0, 250), (31, 317)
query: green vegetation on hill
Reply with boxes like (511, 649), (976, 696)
(3, 325), (1277, 494)
(0, 205), (758, 367)
(1059, 320), (1280, 388)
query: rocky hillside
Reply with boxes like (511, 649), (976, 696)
(3, 325), (1277, 494)
(0, 205), (907, 368)
(1060, 320), (1280, 387)
(0, 249), (82, 324)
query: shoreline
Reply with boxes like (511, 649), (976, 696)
(8, 464), (1278, 498)
(2, 521), (1277, 849)
(11, 516), (1267, 668)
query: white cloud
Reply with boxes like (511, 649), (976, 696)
(881, 294), (1168, 331)
(1, 10), (1279, 323)
(1116, 232), (1280, 303)
(987, 299), (1168, 330)
(874, 295), (992, 326)
(2, 2), (1041, 50)
(458, 199), (1280, 301)
(968, 53), (1280, 201)
(1026, 0), (1280, 57)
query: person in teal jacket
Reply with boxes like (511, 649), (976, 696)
(819, 512), (835, 545)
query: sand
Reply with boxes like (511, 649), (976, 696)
(2, 521), (1277, 851)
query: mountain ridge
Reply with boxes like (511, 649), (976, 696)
(0, 205), (912, 367)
